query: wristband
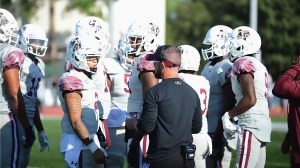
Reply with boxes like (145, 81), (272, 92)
(82, 137), (94, 146)
(88, 142), (99, 153)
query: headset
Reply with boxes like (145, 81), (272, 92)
(155, 45), (181, 68)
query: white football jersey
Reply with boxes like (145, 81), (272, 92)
(231, 56), (271, 142)
(127, 51), (154, 114)
(58, 69), (99, 134)
(19, 56), (45, 119)
(103, 57), (131, 112)
(0, 44), (25, 114)
(201, 59), (232, 133)
(179, 73), (210, 134)
(93, 60), (111, 119)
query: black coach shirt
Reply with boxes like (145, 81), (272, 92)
(136, 78), (202, 162)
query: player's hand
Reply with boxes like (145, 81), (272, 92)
(93, 148), (107, 164)
(223, 130), (236, 140)
(23, 126), (36, 148)
(222, 112), (238, 133)
(125, 118), (138, 131)
(38, 130), (50, 152)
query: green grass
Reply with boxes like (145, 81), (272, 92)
(28, 119), (65, 168)
(229, 131), (290, 168)
(271, 116), (287, 123)
(28, 118), (290, 168)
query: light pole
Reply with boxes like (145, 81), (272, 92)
(250, 0), (261, 62)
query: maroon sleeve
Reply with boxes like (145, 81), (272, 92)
(232, 57), (256, 79)
(58, 75), (83, 97)
(3, 50), (25, 72)
(137, 54), (156, 72)
(272, 64), (300, 99)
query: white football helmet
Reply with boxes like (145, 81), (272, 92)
(17, 24), (48, 57)
(229, 26), (261, 62)
(0, 8), (19, 46)
(201, 25), (233, 60)
(178, 45), (201, 72)
(75, 16), (111, 54)
(123, 21), (160, 65)
(117, 34), (133, 67)
(66, 35), (103, 74)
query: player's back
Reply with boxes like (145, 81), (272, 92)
(93, 59), (111, 119)
(19, 56), (45, 119)
(201, 59), (232, 133)
(179, 73), (210, 134)
(103, 57), (131, 112)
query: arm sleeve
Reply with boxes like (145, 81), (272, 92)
(137, 88), (158, 134)
(272, 64), (300, 99)
(192, 96), (202, 134)
(137, 54), (156, 72)
(232, 57), (256, 79)
(3, 50), (25, 72)
(58, 75), (83, 97)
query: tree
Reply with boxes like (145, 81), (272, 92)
(166, 0), (300, 79)
(1, 0), (43, 24)
(259, 0), (300, 79)
(65, 0), (109, 17)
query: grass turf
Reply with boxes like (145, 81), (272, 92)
(28, 118), (290, 168)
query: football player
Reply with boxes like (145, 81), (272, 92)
(178, 44), (212, 168)
(200, 25), (236, 168)
(16, 23), (50, 166)
(125, 21), (160, 168)
(101, 34), (132, 167)
(59, 35), (107, 167)
(0, 8), (35, 168)
(67, 16), (112, 150)
(222, 26), (272, 168)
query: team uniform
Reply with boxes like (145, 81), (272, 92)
(179, 73), (212, 168)
(58, 69), (102, 168)
(94, 60), (111, 120)
(201, 59), (235, 167)
(127, 51), (156, 115)
(103, 57), (131, 167)
(65, 57), (111, 149)
(231, 56), (272, 168)
(0, 44), (25, 168)
(93, 60), (112, 149)
(127, 51), (156, 167)
(18, 56), (45, 165)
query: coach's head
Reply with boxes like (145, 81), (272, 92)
(154, 45), (181, 79)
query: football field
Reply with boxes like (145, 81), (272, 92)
(28, 117), (290, 168)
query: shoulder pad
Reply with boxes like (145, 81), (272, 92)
(3, 50), (25, 70)
(58, 74), (84, 92)
(232, 57), (256, 77)
(137, 54), (156, 72)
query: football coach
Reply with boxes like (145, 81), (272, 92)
(126, 45), (202, 168)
